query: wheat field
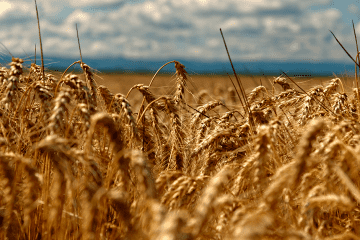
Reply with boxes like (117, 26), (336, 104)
(1, 56), (360, 240)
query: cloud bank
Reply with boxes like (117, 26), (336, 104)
(0, 0), (358, 62)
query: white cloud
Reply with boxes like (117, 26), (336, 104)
(263, 17), (301, 34)
(348, 3), (359, 15)
(289, 41), (300, 52)
(206, 38), (220, 48)
(307, 8), (342, 29)
(69, 0), (124, 8)
(43, 37), (77, 54)
(222, 17), (259, 32)
(0, 1), (34, 21)
(0, 2), (12, 15)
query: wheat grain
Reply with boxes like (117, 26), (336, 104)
(48, 89), (72, 135)
(173, 61), (188, 105)
(273, 76), (291, 91)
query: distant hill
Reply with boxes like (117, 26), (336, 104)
(0, 56), (355, 76)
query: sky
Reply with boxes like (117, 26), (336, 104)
(1, 0), (360, 64)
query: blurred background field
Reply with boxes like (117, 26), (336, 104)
(94, 73), (352, 93)
(84, 72), (355, 108)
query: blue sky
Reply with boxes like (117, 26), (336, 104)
(1, 0), (360, 64)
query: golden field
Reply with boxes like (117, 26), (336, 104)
(1, 58), (360, 240)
